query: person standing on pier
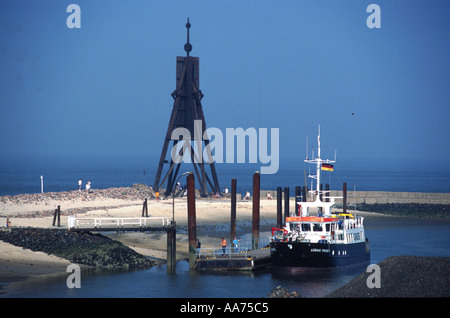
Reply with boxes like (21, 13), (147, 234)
(221, 238), (227, 256)
(233, 237), (241, 253)
(197, 239), (201, 253)
(78, 179), (82, 191)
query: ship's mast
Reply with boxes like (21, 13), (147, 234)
(305, 125), (334, 202)
(316, 126), (321, 201)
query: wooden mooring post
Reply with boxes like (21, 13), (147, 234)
(167, 222), (176, 275)
(276, 187), (282, 228)
(302, 186), (307, 202)
(142, 198), (148, 217)
(52, 205), (61, 227)
(187, 173), (197, 271)
(295, 186), (301, 215)
(252, 171), (260, 250)
(230, 178), (237, 244)
(284, 187), (289, 219)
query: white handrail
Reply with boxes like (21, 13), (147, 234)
(68, 216), (170, 230)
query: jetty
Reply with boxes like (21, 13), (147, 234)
(195, 239), (272, 271)
(196, 248), (271, 271)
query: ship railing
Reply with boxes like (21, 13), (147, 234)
(343, 216), (364, 229)
(275, 232), (344, 244)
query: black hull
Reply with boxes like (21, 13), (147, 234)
(270, 240), (370, 270)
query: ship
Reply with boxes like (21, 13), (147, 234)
(270, 128), (370, 270)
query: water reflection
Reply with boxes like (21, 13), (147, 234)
(2, 260), (366, 298)
(271, 263), (369, 298)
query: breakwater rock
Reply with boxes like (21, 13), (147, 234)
(0, 185), (155, 218)
(266, 286), (301, 298)
(0, 185), (153, 206)
(327, 256), (450, 297)
(354, 203), (450, 218)
(0, 227), (158, 270)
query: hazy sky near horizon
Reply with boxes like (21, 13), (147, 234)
(1, 0), (449, 171)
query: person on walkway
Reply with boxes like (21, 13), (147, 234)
(221, 237), (227, 256)
(197, 239), (201, 253)
(78, 179), (82, 191)
(233, 237), (241, 253)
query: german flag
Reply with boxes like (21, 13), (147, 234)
(321, 164), (334, 171)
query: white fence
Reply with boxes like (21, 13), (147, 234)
(68, 216), (170, 230)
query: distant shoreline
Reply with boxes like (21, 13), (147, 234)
(1, 186), (449, 220)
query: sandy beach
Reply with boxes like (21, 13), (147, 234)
(0, 189), (275, 278)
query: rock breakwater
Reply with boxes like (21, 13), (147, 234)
(266, 286), (301, 298)
(0, 186), (152, 205)
(355, 203), (450, 218)
(0, 185), (154, 218)
(0, 227), (158, 270)
(327, 256), (450, 297)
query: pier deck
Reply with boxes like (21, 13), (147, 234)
(195, 247), (272, 271)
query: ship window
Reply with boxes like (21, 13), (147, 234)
(301, 224), (311, 231)
(325, 224), (330, 232)
(313, 223), (322, 232)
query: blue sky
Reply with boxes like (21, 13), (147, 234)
(1, 0), (449, 172)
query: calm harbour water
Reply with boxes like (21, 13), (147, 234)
(1, 155), (449, 298)
(2, 221), (449, 298)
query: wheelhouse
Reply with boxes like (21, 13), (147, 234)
(274, 213), (366, 245)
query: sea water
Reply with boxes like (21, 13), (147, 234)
(1, 154), (449, 196)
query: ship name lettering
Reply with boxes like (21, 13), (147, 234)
(311, 248), (330, 253)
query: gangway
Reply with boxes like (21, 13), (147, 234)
(195, 237), (272, 271)
(68, 216), (171, 232)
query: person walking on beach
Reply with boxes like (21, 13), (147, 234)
(78, 179), (82, 191)
(221, 237), (227, 256)
(86, 180), (91, 192)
